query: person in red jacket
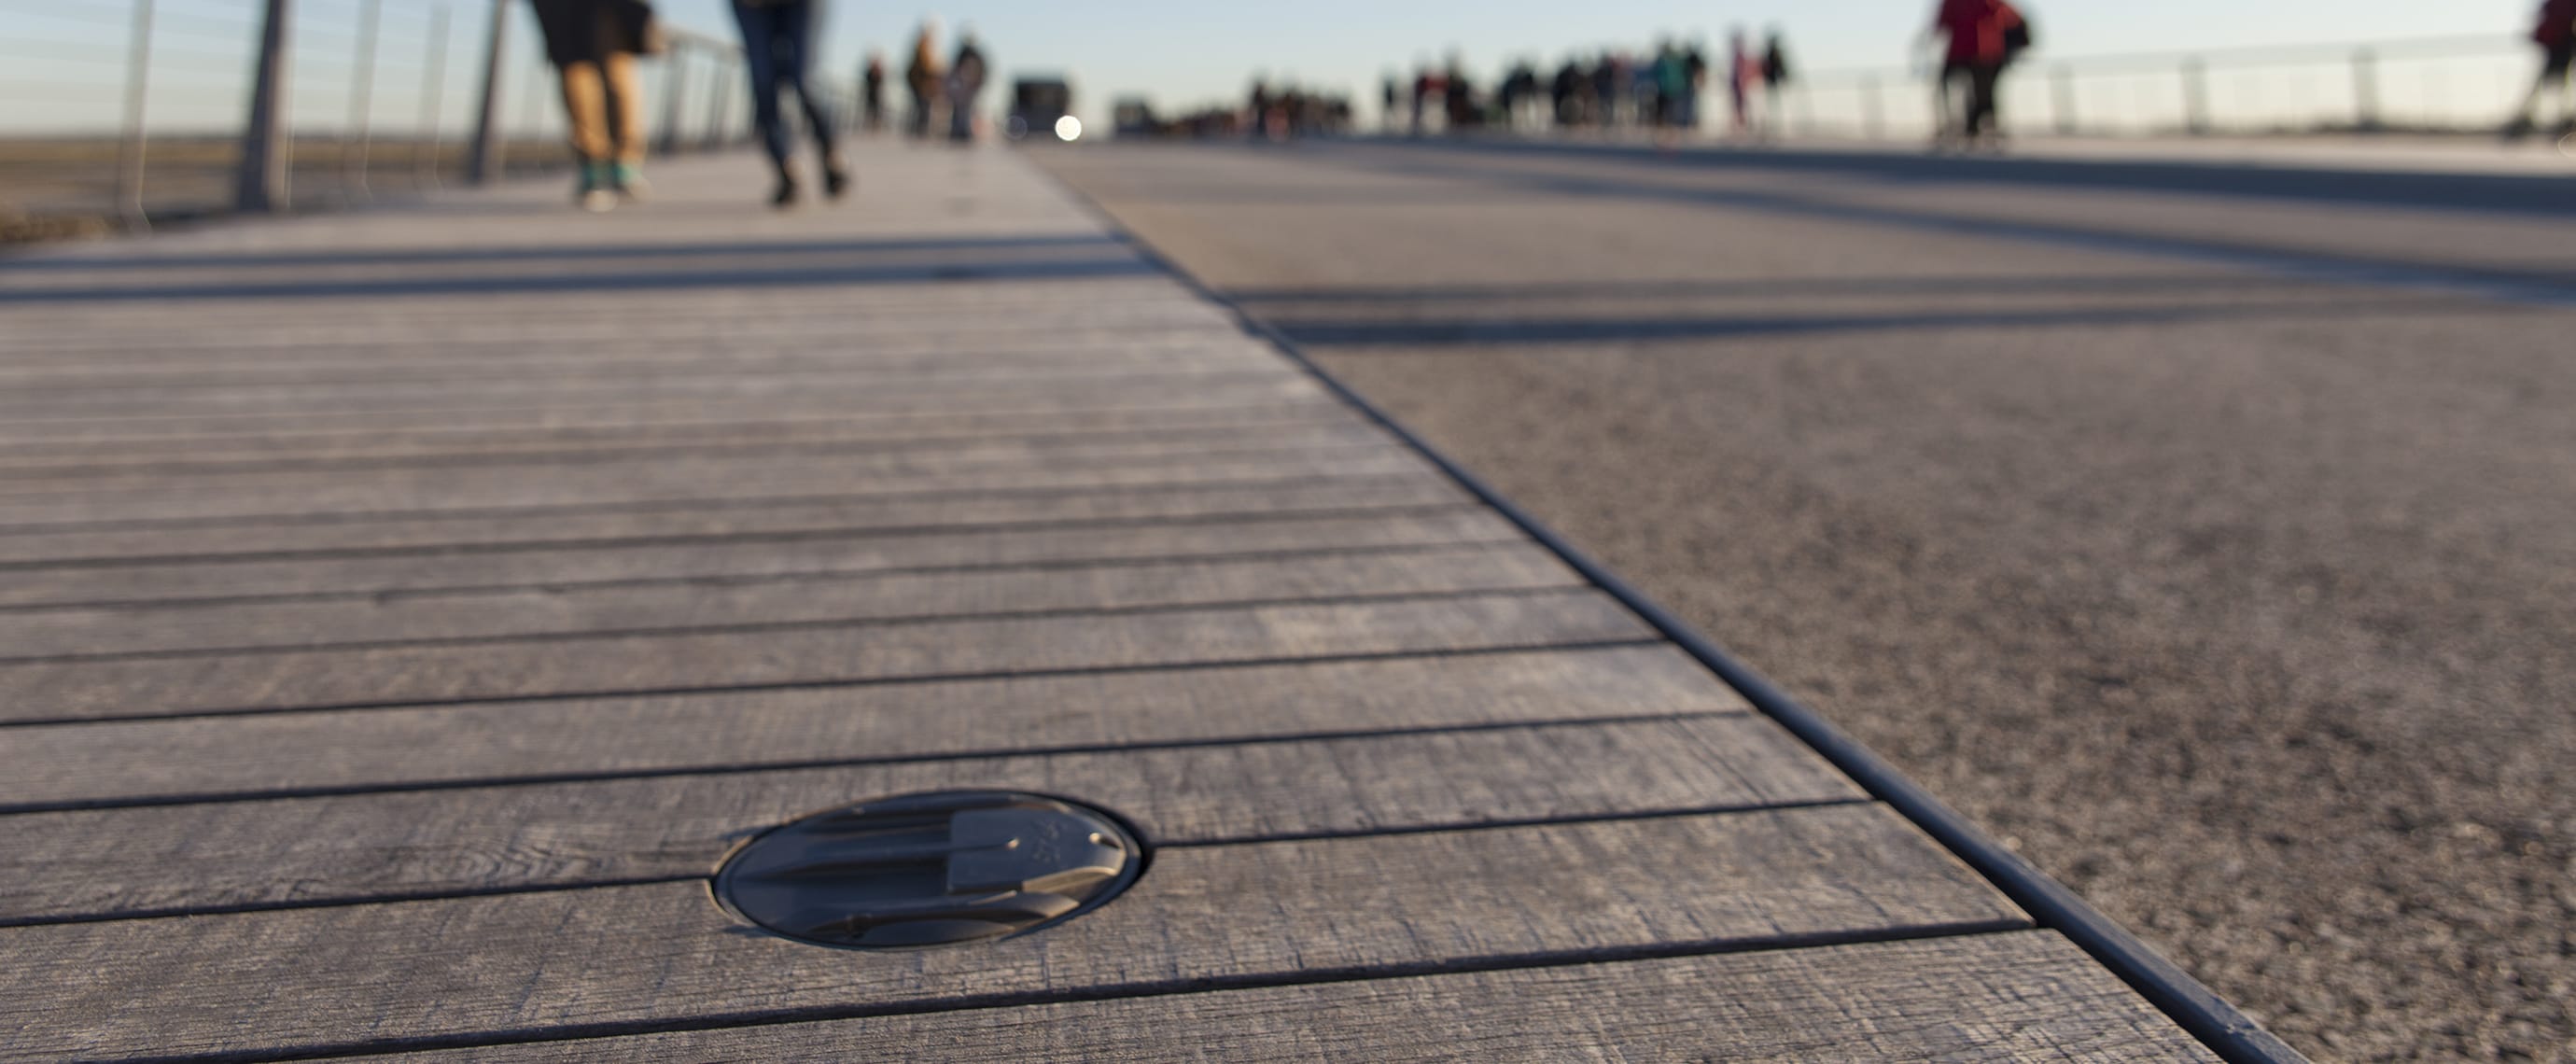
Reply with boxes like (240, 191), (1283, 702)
(2508, 0), (2576, 139)
(1927, 0), (2025, 148)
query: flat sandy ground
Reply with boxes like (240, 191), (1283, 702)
(1040, 142), (2576, 1062)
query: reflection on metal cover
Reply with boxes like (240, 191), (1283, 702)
(715, 791), (1146, 950)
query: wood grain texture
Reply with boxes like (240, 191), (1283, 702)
(0, 473), (1469, 567)
(346, 931), (2216, 1063)
(0, 806), (2027, 1063)
(0, 540), (1564, 657)
(0, 507), (1515, 609)
(0, 421), (1394, 517)
(0, 589), (1652, 721)
(0, 715), (1860, 923)
(0, 446), (1427, 535)
(1, 644), (1742, 808)
(0, 399), (1361, 479)
(0, 375), (1330, 448)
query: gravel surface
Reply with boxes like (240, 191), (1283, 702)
(1041, 142), (2576, 1062)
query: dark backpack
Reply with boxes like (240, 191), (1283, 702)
(2002, 12), (2034, 60)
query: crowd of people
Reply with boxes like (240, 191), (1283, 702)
(1381, 33), (1795, 141)
(1372, 0), (2029, 148)
(866, 21), (992, 145)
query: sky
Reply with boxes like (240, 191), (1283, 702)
(0, 0), (2545, 135)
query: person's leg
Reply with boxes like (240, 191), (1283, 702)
(598, 50), (651, 197)
(775, 2), (840, 161)
(728, 3), (791, 177)
(558, 61), (609, 164)
(603, 51), (645, 165)
(557, 60), (616, 209)
(1972, 63), (2001, 141)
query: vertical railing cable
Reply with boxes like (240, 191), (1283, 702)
(415, 3), (451, 188)
(343, 0), (381, 200)
(115, 0), (157, 229)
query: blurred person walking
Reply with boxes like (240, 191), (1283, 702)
(1927, 0), (2026, 149)
(904, 22), (944, 138)
(2507, 0), (2576, 139)
(729, 0), (848, 208)
(1727, 30), (1757, 135)
(1761, 30), (1794, 135)
(529, 0), (659, 212)
(862, 52), (887, 133)
(947, 33), (988, 142)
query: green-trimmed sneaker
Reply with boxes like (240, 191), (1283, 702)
(611, 161), (650, 202)
(575, 162), (617, 213)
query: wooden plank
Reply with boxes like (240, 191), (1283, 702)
(0, 507), (1515, 609)
(0, 542), (1575, 658)
(1, 644), (1742, 808)
(0, 420), (1387, 509)
(0, 589), (1653, 721)
(0, 361), (1311, 421)
(0, 715), (1860, 924)
(0, 805), (2029, 1063)
(0, 399), (1361, 478)
(0, 473), (1469, 567)
(340, 932), (2214, 1063)
(0, 293), (1242, 362)
(0, 444), (1425, 532)
(14, 418), (1388, 497)
(0, 341), (1274, 399)
(0, 326), (1265, 385)
(0, 375), (1331, 445)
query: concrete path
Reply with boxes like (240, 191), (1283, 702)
(1038, 138), (2576, 1063)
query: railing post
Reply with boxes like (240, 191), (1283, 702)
(465, 0), (509, 185)
(656, 46), (689, 155)
(115, 0), (156, 228)
(414, 3), (450, 187)
(2051, 63), (2076, 134)
(2353, 47), (2382, 131)
(343, 0), (381, 200)
(2182, 57), (2209, 135)
(1861, 75), (1884, 139)
(234, 0), (292, 213)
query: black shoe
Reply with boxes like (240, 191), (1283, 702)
(823, 162), (851, 202)
(770, 176), (799, 210)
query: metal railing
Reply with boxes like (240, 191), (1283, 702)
(1, 0), (863, 235)
(1785, 34), (2541, 142)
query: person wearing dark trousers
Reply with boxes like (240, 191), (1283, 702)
(730, 0), (847, 207)
(2508, 0), (2576, 138)
(1929, 0), (2024, 148)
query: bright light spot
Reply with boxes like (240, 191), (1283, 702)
(1056, 116), (1084, 143)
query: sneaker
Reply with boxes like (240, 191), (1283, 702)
(822, 160), (851, 202)
(575, 162), (617, 213)
(771, 175), (800, 210)
(611, 161), (650, 202)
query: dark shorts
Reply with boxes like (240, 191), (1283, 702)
(2547, 41), (2576, 77)
(530, 0), (653, 67)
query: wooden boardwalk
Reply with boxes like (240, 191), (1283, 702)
(0, 146), (2233, 1061)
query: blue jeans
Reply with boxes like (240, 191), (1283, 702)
(731, 1), (838, 173)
